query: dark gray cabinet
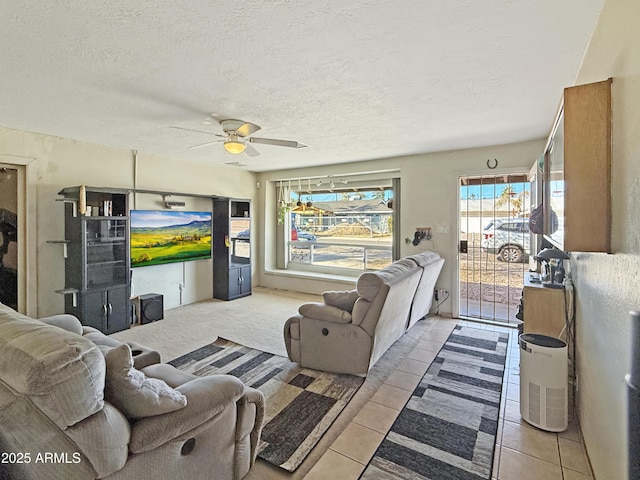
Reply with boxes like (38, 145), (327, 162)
(227, 265), (251, 300)
(213, 198), (251, 300)
(80, 286), (129, 333)
(59, 186), (131, 334)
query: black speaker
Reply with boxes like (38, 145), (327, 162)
(138, 293), (163, 324)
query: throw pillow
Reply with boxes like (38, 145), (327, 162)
(322, 290), (359, 312)
(104, 344), (187, 419)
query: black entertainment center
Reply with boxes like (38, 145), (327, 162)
(55, 186), (251, 334)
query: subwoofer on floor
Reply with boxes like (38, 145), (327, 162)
(138, 293), (164, 324)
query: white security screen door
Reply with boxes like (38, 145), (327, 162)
(458, 174), (531, 324)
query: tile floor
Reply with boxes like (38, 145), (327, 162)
(303, 319), (594, 479)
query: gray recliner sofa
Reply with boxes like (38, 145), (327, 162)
(0, 302), (264, 480)
(283, 251), (444, 375)
(405, 251), (446, 329)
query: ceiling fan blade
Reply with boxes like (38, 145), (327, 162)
(244, 143), (260, 157)
(188, 139), (224, 149)
(236, 121), (261, 137)
(169, 126), (226, 138)
(248, 137), (308, 149)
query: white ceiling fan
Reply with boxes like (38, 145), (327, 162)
(170, 118), (308, 156)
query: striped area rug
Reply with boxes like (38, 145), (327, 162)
(168, 338), (364, 472)
(361, 325), (509, 480)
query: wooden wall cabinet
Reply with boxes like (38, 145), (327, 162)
(546, 78), (612, 252)
(213, 198), (251, 300)
(564, 78), (612, 252)
(523, 277), (566, 338)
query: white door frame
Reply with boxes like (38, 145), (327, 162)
(456, 170), (530, 324)
(1, 155), (37, 315)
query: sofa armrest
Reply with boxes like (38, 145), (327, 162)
(128, 341), (162, 369)
(236, 387), (265, 466)
(299, 302), (352, 324)
(38, 314), (83, 335)
(129, 374), (245, 453)
(81, 325), (161, 368)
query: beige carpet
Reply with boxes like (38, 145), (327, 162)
(111, 287), (318, 361)
(112, 287), (457, 479)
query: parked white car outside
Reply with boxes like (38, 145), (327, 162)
(480, 218), (531, 263)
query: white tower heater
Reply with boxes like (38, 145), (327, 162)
(519, 333), (568, 432)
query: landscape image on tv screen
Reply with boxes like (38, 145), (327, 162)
(130, 210), (212, 268)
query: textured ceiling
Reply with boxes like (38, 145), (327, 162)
(0, 1), (604, 172)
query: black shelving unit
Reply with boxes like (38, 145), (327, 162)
(58, 186), (131, 334)
(213, 198), (251, 300)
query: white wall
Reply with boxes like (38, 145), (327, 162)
(257, 139), (545, 311)
(0, 126), (257, 317)
(568, 0), (640, 478)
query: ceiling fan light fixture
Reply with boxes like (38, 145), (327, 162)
(223, 134), (246, 155)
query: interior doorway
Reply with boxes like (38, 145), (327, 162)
(458, 173), (531, 325)
(0, 166), (19, 310)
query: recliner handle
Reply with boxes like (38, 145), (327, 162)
(181, 438), (196, 455)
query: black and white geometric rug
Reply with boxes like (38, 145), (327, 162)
(361, 325), (509, 480)
(168, 337), (364, 472)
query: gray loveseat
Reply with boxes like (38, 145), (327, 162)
(0, 302), (264, 480)
(283, 251), (444, 374)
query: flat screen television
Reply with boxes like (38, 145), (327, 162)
(130, 210), (212, 268)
